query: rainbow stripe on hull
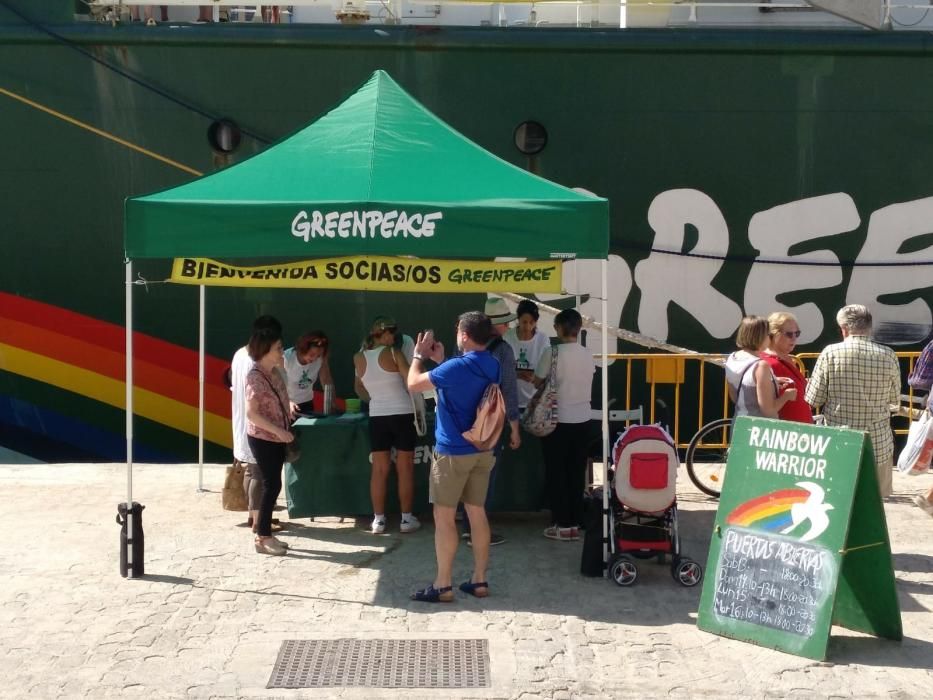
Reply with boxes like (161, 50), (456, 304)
(0, 292), (232, 462)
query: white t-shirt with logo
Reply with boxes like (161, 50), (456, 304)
(503, 327), (551, 408)
(283, 347), (323, 404)
(535, 340), (595, 424)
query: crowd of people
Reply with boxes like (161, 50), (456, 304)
(227, 299), (933, 595)
(726, 305), (904, 498)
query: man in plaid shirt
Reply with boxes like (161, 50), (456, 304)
(805, 304), (901, 498)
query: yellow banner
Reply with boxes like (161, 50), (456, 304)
(170, 256), (561, 293)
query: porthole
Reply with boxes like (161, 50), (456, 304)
(513, 120), (548, 156)
(207, 119), (242, 154)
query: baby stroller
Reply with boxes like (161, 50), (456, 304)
(606, 424), (703, 587)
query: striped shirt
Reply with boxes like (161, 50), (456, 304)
(804, 335), (900, 467)
(908, 339), (933, 394)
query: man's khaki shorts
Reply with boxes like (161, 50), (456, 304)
(430, 451), (496, 508)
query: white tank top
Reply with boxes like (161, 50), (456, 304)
(361, 348), (413, 417)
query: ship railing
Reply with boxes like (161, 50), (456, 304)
(82, 2), (933, 32)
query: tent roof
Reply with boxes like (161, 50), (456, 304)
(124, 70), (608, 260)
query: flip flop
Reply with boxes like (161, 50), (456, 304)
(459, 581), (489, 598)
(410, 584), (454, 603)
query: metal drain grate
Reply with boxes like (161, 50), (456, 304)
(267, 638), (490, 689)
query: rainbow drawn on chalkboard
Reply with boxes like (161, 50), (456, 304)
(726, 487), (814, 532)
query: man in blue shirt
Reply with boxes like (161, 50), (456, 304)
(460, 297), (522, 546)
(407, 311), (500, 602)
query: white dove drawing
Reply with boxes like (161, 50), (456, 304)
(780, 481), (834, 542)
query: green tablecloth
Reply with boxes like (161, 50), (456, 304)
(284, 413), (550, 518)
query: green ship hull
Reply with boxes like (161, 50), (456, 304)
(2, 2), (931, 461)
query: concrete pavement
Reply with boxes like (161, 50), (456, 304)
(0, 462), (931, 699)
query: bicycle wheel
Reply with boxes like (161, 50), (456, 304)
(685, 418), (732, 498)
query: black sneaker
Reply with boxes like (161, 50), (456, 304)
(465, 533), (506, 547)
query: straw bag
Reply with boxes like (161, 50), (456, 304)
(221, 461), (248, 511)
(521, 346), (559, 437)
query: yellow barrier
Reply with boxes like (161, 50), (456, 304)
(599, 351), (922, 450)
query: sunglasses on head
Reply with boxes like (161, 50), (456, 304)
(782, 330), (802, 339)
(309, 338), (328, 347)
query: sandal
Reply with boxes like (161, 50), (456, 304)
(410, 584), (454, 603)
(459, 580), (489, 598)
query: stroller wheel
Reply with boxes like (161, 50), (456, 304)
(608, 554), (638, 586)
(672, 557), (703, 587)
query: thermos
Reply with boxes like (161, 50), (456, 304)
(117, 502), (145, 578)
(324, 384), (335, 415)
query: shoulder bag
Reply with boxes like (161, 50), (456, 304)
(521, 346), (559, 437)
(453, 355), (506, 451)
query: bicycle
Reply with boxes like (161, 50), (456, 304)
(684, 418), (732, 498)
(684, 413), (828, 497)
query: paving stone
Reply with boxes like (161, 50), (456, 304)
(0, 463), (930, 699)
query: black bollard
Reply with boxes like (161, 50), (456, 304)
(117, 502), (145, 578)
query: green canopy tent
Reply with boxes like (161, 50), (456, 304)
(125, 71), (607, 260)
(122, 70), (610, 574)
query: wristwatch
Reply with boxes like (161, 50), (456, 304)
(412, 353), (425, 361)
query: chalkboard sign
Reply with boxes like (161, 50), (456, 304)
(713, 527), (832, 639)
(697, 417), (901, 660)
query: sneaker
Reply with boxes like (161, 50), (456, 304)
(543, 525), (575, 541)
(464, 533), (505, 547)
(371, 517), (386, 534)
(913, 495), (933, 517)
(400, 515), (421, 533)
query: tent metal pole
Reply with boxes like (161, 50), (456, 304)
(125, 259), (134, 571)
(198, 284), (205, 491)
(600, 258), (610, 574)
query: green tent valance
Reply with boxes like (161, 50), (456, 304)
(124, 70), (608, 261)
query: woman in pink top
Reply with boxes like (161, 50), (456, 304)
(245, 324), (295, 556)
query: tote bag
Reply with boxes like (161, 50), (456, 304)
(521, 346), (559, 437)
(897, 408), (933, 476)
(221, 461), (248, 511)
